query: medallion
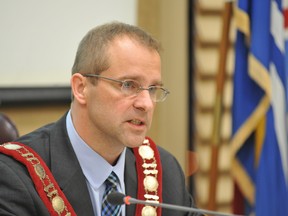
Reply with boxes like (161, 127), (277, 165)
(52, 196), (65, 214)
(3, 143), (21, 150)
(141, 205), (157, 216)
(144, 176), (159, 192)
(34, 164), (46, 179)
(139, 145), (154, 160)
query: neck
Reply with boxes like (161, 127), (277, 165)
(70, 105), (125, 165)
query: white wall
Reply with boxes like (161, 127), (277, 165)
(0, 0), (136, 87)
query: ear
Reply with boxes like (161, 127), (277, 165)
(71, 73), (87, 104)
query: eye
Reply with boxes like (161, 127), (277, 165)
(122, 80), (137, 90)
(148, 86), (158, 94)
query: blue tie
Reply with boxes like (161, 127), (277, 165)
(101, 172), (121, 216)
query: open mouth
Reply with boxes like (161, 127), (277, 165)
(129, 119), (144, 125)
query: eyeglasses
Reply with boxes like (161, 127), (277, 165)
(82, 73), (170, 102)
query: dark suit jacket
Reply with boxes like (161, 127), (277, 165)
(0, 114), (199, 216)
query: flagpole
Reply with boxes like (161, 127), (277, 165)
(207, 0), (233, 211)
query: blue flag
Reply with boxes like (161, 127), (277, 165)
(231, 0), (288, 215)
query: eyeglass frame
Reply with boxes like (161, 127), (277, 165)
(81, 73), (170, 102)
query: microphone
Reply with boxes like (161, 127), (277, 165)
(107, 192), (244, 216)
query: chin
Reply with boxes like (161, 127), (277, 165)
(124, 135), (146, 148)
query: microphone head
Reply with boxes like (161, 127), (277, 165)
(107, 192), (125, 205)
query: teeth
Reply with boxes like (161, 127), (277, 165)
(130, 119), (142, 125)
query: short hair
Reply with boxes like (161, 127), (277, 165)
(71, 21), (161, 75)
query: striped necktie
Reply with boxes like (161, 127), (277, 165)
(101, 171), (121, 216)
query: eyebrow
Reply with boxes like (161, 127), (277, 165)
(116, 75), (163, 86)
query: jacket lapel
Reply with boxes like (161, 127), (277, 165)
(125, 148), (137, 215)
(49, 115), (95, 216)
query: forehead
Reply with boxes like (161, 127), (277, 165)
(103, 37), (161, 84)
(108, 36), (161, 64)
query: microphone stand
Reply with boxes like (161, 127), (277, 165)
(128, 197), (244, 216)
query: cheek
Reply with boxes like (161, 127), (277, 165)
(88, 90), (127, 117)
(87, 98), (114, 128)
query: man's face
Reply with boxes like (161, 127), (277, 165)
(85, 37), (162, 148)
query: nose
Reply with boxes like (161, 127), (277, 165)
(133, 90), (155, 111)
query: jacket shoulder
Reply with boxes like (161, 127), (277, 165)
(0, 151), (49, 215)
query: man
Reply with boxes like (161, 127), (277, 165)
(0, 22), (199, 216)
